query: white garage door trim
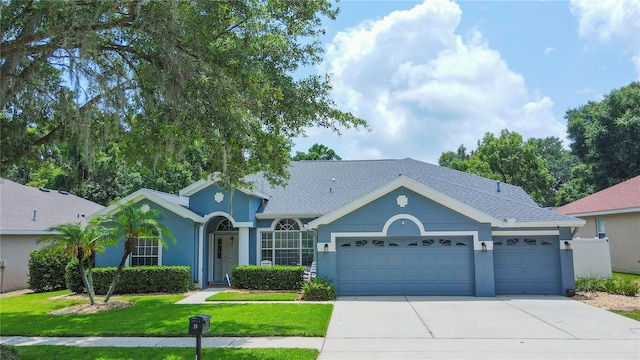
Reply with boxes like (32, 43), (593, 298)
(320, 213), (481, 252)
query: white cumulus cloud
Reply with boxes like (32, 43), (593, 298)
(296, 0), (567, 163)
(570, 0), (640, 77)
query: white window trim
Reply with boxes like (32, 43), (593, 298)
(127, 235), (163, 266)
(258, 218), (315, 265)
(596, 219), (606, 239)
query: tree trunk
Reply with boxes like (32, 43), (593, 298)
(103, 250), (131, 303)
(78, 261), (95, 305)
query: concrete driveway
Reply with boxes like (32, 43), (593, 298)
(320, 296), (640, 359)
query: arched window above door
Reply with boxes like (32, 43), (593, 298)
(216, 218), (237, 231)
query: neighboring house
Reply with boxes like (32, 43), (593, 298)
(555, 176), (640, 275)
(94, 159), (584, 296)
(0, 179), (104, 292)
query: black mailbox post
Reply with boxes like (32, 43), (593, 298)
(189, 314), (211, 360)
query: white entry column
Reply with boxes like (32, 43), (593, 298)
(238, 227), (249, 265)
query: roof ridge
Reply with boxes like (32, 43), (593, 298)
(402, 159), (540, 208)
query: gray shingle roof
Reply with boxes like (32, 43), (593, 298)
(250, 158), (578, 224)
(146, 189), (189, 208)
(0, 179), (104, 232)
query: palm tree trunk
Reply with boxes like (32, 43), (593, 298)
(103, 251), (130, 303)
(78, 261), (95, 305)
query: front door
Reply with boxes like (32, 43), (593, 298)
(215, 234), (238, 282)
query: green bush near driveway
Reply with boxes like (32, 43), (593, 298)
(0, 345), (319, 360)
(0, 291), (333, 337)
(231, 265), (304, 290)
(302, 278), (336, 301)
(575, 275), (639, 296)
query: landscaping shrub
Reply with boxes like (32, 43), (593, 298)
(575, 276), (639, 296)
(231, 265), (304, 290)
(612, 278), (639, 296)
(302, 278), (336, 301)
(27, 248), (69, 293)
(90, 266), (191, 294)
(575, 276), (605, 292)
(64, 258), (85, 293)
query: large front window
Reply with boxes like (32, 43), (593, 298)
(131, 237), (159, 266)
(261, 219), (314, 266)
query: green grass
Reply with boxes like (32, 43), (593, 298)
(0, 345), (318, 360)
(612, 310), (640, 321)
(613, 272), (640, 283)
(206, 292), (299, 301)
(0, 291), (333, 337)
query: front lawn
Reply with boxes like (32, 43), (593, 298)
(612, 310), (640, 321)
(0, 291), (332, 337)
(613, 272), (640, 284)
(206, 291), (299, 301)
(0, 345), (318, 360)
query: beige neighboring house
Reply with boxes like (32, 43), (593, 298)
(0, 179), (103, 292)
(555, 176), (640, 275)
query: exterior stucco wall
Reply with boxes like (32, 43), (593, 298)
(573, 213), (640, 274)
(0, 234), (46, 292)
(189, 185), (260, 224)
(96, 200), (198, 278)
(314, 187), (494, 295)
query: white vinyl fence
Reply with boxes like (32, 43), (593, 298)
(572, 237), (612, 278)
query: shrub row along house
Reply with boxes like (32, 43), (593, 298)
(94, 159), (584, 296)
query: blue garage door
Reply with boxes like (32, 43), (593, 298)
(493, 237), (561, 295)
(336, 237), (474, 296)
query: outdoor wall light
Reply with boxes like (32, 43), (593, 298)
(324, 243), (329, 253)
(481, 242), (487, 252)
(564, 241), (571, 251)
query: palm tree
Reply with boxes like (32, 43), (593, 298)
(103, 202), (176, 303)
(40, 218), (112, 305)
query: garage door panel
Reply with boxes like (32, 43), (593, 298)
(494, 237), (561, 295)
(337, 237), (474, 296)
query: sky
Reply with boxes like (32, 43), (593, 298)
(291, 0), (640, 163)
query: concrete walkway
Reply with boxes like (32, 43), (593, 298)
(0, 336), (324, 350)
(174, 286), (223, 304)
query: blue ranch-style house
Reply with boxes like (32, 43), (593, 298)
(94, 159), (584, 296)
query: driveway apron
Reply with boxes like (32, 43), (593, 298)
(320, 296), (640, 359)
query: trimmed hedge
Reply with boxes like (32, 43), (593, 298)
(65, 258), (86, 293)
(89, 266), (191, 295)
(231, 265), (304, 290)
(27, 248), (69, 293)
(302, 278), (336, 301)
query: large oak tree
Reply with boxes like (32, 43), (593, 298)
(566, 81), (640, 191)
(1, 0), (365, 189)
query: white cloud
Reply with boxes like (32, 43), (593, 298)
(295, 0), (567, 163)
(544, 47), (554, 55)
(570, 0), (640, 76)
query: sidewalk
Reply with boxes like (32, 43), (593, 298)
(0, 336), (324, 350)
